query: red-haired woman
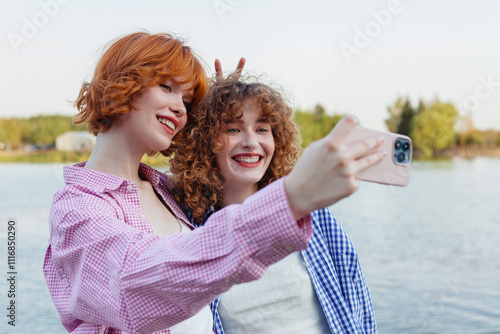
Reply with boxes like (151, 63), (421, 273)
(170, 76), (377, 334)
(44, 32), (385, 334)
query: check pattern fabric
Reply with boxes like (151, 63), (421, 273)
(43, 162), (312, 334)
(209, 208), (377, 334)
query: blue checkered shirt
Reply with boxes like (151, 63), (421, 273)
(188, 207), (377, 334)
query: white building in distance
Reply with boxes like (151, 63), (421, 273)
(56, 131), (96, 152)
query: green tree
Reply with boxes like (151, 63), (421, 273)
(294, 104), (344, 148)
(0, 115), (88, 149)
(385, 96), (404, 133)
(385, 96), (416, 136)
(5, 119), (23, 149)
(410, 99), (458, 159)
(416, 98), (426, 114)
(463, 129), (485, 145)
(28, 115), (87, 145)
(398, 99), (415, 136)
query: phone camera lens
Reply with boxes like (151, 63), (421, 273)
(393, 138), (410, 164)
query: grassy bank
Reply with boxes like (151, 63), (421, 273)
(0, 150), (91, 163)
(0, 150), (170, 168)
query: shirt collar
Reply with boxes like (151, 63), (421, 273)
(63, 161), (166, 192)
(187, 206), (216, 228)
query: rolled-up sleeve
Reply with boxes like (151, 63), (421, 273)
(46, 177), (312, 333)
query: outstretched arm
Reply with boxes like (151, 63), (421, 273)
(45, 177), (310, 333)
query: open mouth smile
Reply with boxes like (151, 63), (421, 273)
(232, 154), (263, 166)
(156, 115), (178, 135)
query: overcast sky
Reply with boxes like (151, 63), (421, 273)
(1, 0), (499, 131)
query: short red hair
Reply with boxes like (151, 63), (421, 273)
(74, 32), (208, 156)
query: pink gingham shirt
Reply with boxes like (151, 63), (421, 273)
(43, 162), (312, 334)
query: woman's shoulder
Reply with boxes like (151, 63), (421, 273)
(312, 207), (335, 222)
(310, 207), (346, 236)
(51, 183), (118, 220)
(51, 164), (130, 222)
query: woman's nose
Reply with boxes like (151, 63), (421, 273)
(242, 132), (258, 149)
(170, 95), (186, 117)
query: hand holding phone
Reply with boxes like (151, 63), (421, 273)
(345, 126), (412, 186)
(285, 116), (387, 218)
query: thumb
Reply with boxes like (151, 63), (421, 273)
(324, 115), (359, 147)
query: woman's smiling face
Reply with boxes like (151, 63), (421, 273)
(216, 99), (275, 192)
(120, 76), (194, 153)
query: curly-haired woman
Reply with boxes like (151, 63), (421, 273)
(170, 76), (378, 334)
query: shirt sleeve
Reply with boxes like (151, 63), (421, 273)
(48, 177), (312, 333)
(315, 207), (377, 333)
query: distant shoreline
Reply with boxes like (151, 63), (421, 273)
(2, 146), (500, 164)
(434, 145), (500, 158)
(0, 149), (169, 167)
(0, 149), (91, 164)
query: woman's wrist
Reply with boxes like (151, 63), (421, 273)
(284, 175), (311, 221)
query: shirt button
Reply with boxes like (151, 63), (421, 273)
(284, 245), (294, 252)
(126, 185), (133, 191)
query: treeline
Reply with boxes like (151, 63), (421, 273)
(0, 115), (87, 150)
(294, 105), (345, 147)
(294, 98), (500, 159)
(2, 102), (499, 160)
(385, 97), (500, 158)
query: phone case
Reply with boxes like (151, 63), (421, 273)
(344, 126), (412, 186)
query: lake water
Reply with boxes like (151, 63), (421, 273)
(0, 158), (499, 334)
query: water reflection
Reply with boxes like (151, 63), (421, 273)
(0, 158), (499, 333)
(332, 157), (500, 333)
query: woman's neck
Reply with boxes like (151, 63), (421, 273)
(220, 183), (258, 207)
(85, 127), (147, 184)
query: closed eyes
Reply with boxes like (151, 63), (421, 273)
(159, 83), (172, 92)
(160, 83), (193, 112)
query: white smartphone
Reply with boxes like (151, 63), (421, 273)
(344, 126), (412, 186)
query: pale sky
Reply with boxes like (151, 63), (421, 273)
(1, 0), (499, 131)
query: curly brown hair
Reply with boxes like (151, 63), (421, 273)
(169, 76), (302, 225)
(74, 32), (208, 157)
